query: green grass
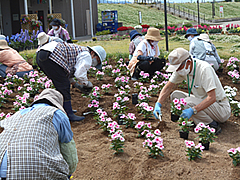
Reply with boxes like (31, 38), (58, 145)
(20, 34), (240, 64)
(98, 2), (240, 26)
(78, 35), (240, 60)
(98, 3), (192, 27)
(176, 2), (240, 20)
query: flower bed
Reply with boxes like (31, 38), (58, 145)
(0, 52), (240, 179)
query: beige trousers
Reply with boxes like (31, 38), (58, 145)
(170, 90), (231, 125)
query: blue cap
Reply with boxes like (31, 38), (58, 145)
(129, 30), (142, 41)
(185, 28), (199, 38)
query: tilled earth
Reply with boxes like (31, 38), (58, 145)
(1, 59), (240, 180)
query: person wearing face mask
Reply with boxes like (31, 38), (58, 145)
(185, 28), (199, 43)
(48, 19), (73, 43)
(153, 48), (231, 135)
(128, 27), (166, 80)
(190, 33), (221, 71)
(36, 41), (106, 122)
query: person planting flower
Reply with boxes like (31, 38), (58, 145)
(153, 48), (231, 136)
(128, 27), (166, 80)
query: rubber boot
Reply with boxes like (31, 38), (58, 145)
(63, 101), (85, 121)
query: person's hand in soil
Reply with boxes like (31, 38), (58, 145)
(74, 81), (93, 95)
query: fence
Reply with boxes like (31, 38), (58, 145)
(155, 2), (208, 23)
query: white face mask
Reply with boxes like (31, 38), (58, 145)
(187, 36), (193, 41)
(151, 41), (159, 46)
(177, 61), (191, 76)
(91, 58), (98, 67)
(52, 26), (58, 30)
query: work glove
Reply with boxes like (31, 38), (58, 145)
(153, 102), (162, 120)
(74, 82), (92, 95)
(85, 81), (93, 88)
(180, 108), (194, 119)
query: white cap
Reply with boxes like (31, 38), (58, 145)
(37, 32), (49, 46)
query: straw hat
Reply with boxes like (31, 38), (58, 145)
(166, 48), (190, 72)
(0, 40), (10, 49)
(37, 32), (49, 46)
(145, 27), (163, 41)
(198, 33), (212, 43)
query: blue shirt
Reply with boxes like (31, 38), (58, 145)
(0, 103), (73, 178)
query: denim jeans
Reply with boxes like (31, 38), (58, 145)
(0, 64), (33, 78)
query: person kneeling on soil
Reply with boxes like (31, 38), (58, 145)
(153, 48), (231, 135)
(0, 39), (33, 78)
(128, 27), (166, 80)
(189, 33), (221, 71)
(36, 41), (106, 121)
(0, 89), (78, 180)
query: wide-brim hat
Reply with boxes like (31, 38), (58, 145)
(50, 18), (61, 26)
(145, 27), (164, 41)
(87, 46), (106, 70)
(129, 30), (142, 41)
(198, 33), (212, 43)
(0, 40), (10, 49)
(166, 48), (190, 72)
(37, 32), (49, 45)
(185, 28), (199, 38)
(31, 88), (66, 114)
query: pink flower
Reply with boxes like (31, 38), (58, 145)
(147, 140), (153, 147)
(173, 98), (179, 104)
(227, 148), (237, 154)
(194, 127), (200, 133)
(182, 121), (186, 126)
(146, 123), (152, 129)
(5, 113), (11, 118)
(154, 129), (161, 136)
